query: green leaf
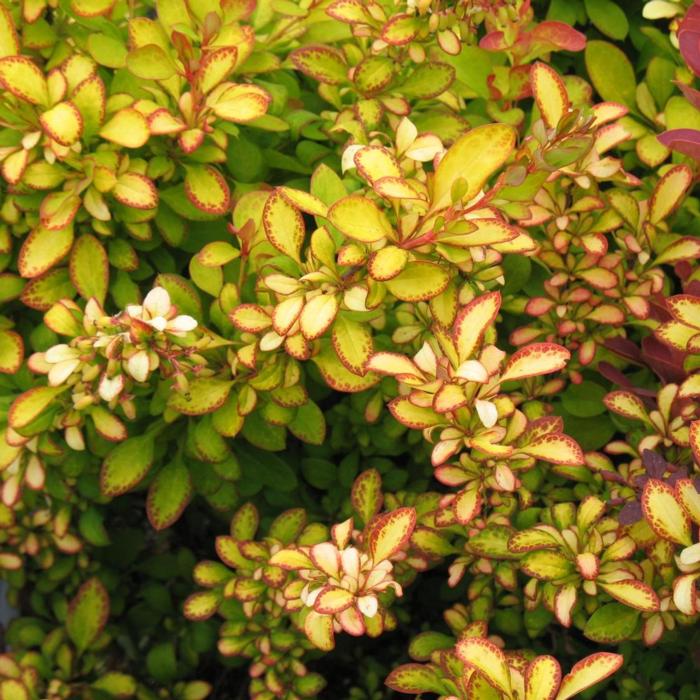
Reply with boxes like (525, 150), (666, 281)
(100, 435), (155, 497)
(146, 642), (178, 683)
(127, 44), (176, 80)
(79, 507), (111, 547)
(443, 45), (494, 99)
(69, 234), (109, 305)
(585, 40), (636, 107)
(92, 673), (137, 697)
(584, 603), (640, 643)
(67, 577), (110, 654)
(236, 442), (297, 492)
(288, 401), (326, 445)
(384, 262), (450, 301)
(87, 33), (127, 68)
(584, 0), (628, 40)
(168, 378), (233, 416)
(301, 458), (336, 489)
(147, 459), (192, 530)
(561, 381), (607, 417)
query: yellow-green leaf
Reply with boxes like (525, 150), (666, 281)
(531, 62), (569, 129)
(168, 378), (233, 416)
(649, 164), (692, 224)
(40, 101), (83, 146)
(555, 653), (623, 700)
(100, 435), (155, 497)
(8, 386), (65, 430)
(199, 46), (237, 93)
(500, 343), (570, 383)
(368, 246), (408, 281)
(453, 291), (501, 361)
(208, 83), (271, 123)
(0, 331), (23, 374)
(456, 637), (511, 695)
(331, 314), (373, 375)
(263, 189), (305, 261)
(0, 55), (49, 106)
(385, 261), (450, 301)
(18, 224), (74, 279)
(126, 44), (176, 81)
(67, 578), (110, 654)
(525, 656), (561, 700)
(432, 123), (515, 210)
(70, 234), (109, 304)
(641, 479), (692, 545)
(184, 166), (230, 215)
(327, 195), (393, 243)
(99, 108), (150, 148)
(113, 173), (158, 210)
(367, 507), (416, 562)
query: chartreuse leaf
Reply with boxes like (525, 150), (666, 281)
(18, 225), (74, 279)
(290, 46), (347, 85)
(263, 189), (305, 261)
(525, 655), (561, 700)
(332, 314), (373, 375)
(585, 40), (636, 106)
(127, 44), (176, 80)
(288, 401), (326, 445)
(556, 653), (623, 700)
(367, 507), (416, 562)
(100, 435), (155, 497)
(531, 62), (569, 129)
(583, 603), (639, 643)
(0, 7), (18, 58)
(66, 577), (110, 654)
(456, 637), (511, 694)
(327, 196), (393, 243)
(8, 386), (66, 430)
(351, 469), (383, 525)
(147, 459), (192, 530)
(454, 291), (501, 360)
(500, 343), (570, 382)
(70, 234), (109, 305)
(208, 83), (271, 123)
(0, 56), (49, 106)
(385, 664), (447, 694)
(184, 166), (231, 215)
(431, 123), (515, 210)
(99, 108), (150, 148)
(0, 330), (22, 374)
(303, 609), (335, 650)
(641, 479), (692, 545)
(92, 673), (137, 697)
(384, 262), (450, 301)
(169, 378), (233, 416)
(648, 164), (693, 224)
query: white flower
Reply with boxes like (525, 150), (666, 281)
(475, 398), (498, 428)
(341, 144), (363, 173)
(127, 287), (197, 335)
(44, 344), (81, 386)
(65, 426), (85, 451)
(357, 595), (378, 618)
(98, 374), (124, 402)
(680, 542), (700, 566)
(127, 350), (150, 383)
(642, 0), (683, 19)
(456, 360), (488, 383)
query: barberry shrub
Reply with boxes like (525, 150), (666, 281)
(0, 0), (700, 698)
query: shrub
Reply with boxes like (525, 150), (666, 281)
(0, 0), (699, 698)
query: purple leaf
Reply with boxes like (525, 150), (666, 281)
(657, 129), (700, 161)
(641, 450), (669, 479)
(618, 501), (643, 525)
